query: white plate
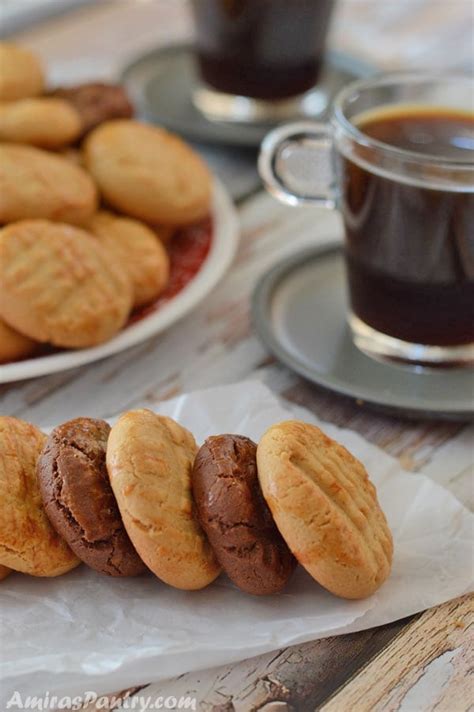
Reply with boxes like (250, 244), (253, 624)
(0, 180), (239, 384)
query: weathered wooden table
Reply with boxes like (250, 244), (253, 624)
(3, 2), (473, 710)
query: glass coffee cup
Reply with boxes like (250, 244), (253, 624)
(259, 74), (474, 367)
(190, 0), (335, 123)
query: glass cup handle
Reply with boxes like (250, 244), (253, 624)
(258, 121), (337, 209)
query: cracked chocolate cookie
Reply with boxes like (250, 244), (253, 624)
(192, 435), (296, 595)
(37, 417), (145, 577)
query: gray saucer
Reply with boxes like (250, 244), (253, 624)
(252, 245), (474, 421)
(120, 44), (374, 148)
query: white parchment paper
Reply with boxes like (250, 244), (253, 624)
(1, 381), (472, 702)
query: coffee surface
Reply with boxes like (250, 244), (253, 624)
(357, 107), (474, 161)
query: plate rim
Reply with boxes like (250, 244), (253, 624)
(0, 179), (239, 384)
(252, 244), (474, 421)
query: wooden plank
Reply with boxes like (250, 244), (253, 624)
(80, 594), (474, 711)
(148, 594), (470, 712)
(126, 618), (417, 712)
(78, 616), (416, 712)
(321, 594), (473, 712)
(10, 0), (191, 69)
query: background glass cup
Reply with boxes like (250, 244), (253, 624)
(258, 74), (474, 367)
(190, 0), (335, 123)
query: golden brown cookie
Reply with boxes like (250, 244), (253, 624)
(0, 98), (82, 148)
(84, 120), (212, 226)
(257, 421), (393, 599)
(0, 43), (44, 101)
(88, 211), (170, 308)
(0, 565), (12, 581)
(0, 220), (132, 348)
(107, 409), (221, 590)
(0, 416), (80, 576)
(0, 144), (97, 226)
(0, 318), (38, 364)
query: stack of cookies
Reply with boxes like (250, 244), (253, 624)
(0, 42), (213, 364)
(0, 411), (393, 600)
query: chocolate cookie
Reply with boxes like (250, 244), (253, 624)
(38, 418), (145, 577)
(192, 435), (296, 595)
(52, 82), (133, 137)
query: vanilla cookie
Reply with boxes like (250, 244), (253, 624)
(107, 410), (221, 590)
(0, 43), (44, 101)
(257, 421), (393, 599)
(0, 318), (37, 364)
(0, 98), (82, 148)
(0, 416), (79, 576)
(88, 211), (170, 308)
(84, 120), (212, 226)
(0, 220), (132, 348)
(0, 144), (97, 226)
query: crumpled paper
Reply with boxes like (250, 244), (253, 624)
(1, 381), (472, 703)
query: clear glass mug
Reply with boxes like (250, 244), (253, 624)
(258, 73), (474, 367)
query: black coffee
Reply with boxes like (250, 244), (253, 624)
(340, 107), (474, 346)
(191, 0), (335, 100)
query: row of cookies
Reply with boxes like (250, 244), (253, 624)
(0, 42), (212, 362)
(0, 411), (393, 599)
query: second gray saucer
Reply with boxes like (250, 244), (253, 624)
(252, 244), (474, 421)
(121, 44), (374, 148)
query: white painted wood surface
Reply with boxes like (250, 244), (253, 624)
(2, 2), (473, 710)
